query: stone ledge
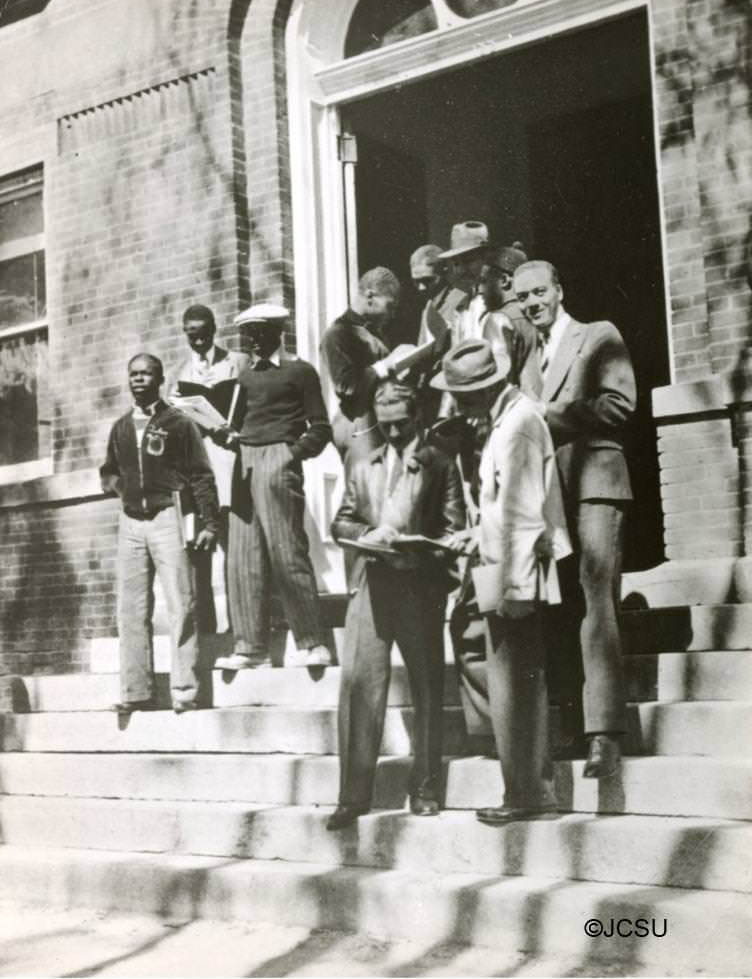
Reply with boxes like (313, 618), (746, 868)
(653, 371), (752, 419)
(0, 467), (105, 511)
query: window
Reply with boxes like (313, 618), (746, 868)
(345, 0), (437, 58)
(0, 0), (50, 29)
(0, 165), (50, 478)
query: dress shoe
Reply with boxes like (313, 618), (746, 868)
(476, 802), (558, 825)
(305, 645), (332, 667)
(583, 734), (621, 779)
(409, 794), (439, 816)
(214, 653), (257, 671)
(111, 699), (158, 714)
(326, 804), (369, 831)
(173, 700), (199, 714)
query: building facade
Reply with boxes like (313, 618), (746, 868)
(1, 0), (751, 674)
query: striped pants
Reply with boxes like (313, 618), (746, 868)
(227, 442), (325, 656)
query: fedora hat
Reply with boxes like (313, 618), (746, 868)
(234, 303), (289, 328)
(486, 241), (528, 275)
(430, 339), (510, 392)
(439, 221), (490, 261)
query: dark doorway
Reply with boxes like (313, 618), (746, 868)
(340, 8), (669, 571)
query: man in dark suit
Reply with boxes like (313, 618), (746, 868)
(513, 260), (636, 778)
(328, 379), (465, 830)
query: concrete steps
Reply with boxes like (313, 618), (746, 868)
(3, 698), (752, 756)
(1, 752), (750, 819)
(13, 649), (752, 712)
(0, 845), (749, 974)
(1, 796), (751, 894)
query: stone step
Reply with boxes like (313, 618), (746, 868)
(2, 752), (750, 820)
(621, 603), (752, 654)
(0, 845), (748, 973)
(1, 795), (750, 895)
(14, 649), (752, 713)
(0, 706), (466, 757)
(2, 700), (750, 757)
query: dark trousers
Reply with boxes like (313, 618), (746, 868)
(227, 442), (325, 656)
(449, 564), (493, 737)
(191, 507), (229, 634)
(547, 500), (627, 735)
(337, 561), (446, 807)
(486, 612), (555, 808)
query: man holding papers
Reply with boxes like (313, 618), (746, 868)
(433, 339), (570, 824)
(169, 304), (250, 633)
(328, 379), (465, 830)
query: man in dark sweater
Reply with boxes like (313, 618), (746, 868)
(100, 353), (219, 713)
(216, 303), (333, 671)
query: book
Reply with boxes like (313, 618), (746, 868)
(174, 378), (243, 427)
(391, 534), (457, 554)
(168, 394), (228, 432)
(386, 340), (436, 377)
(172, 490), (196, 549)
(339, 538), (399, 557)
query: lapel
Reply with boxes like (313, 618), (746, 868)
(368, 444), (388, 522)
(542, 318), (587, 401)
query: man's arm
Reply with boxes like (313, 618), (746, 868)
(289, 364), (333, 461)
(182, 418), (220, 539)
(99, 424), (122, 497)
(545, 323), (636, 446)
(320, 325), (382, 419)
(331, 469), (371, 542)
(437, 455), (467, 538)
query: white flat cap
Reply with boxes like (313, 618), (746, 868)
(234, 303), (290, 327)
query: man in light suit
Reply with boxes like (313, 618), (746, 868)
(435, 340), (570, 822)
(170, 304), (250, 633)
(513, 260), (637, 778)
(328, 379), (465, 830)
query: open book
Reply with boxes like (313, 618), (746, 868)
(170, 378), (243, 430)
(340, 533), (455, 558)
(167, 394), (228, 432)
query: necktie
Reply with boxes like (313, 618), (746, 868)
(387, 449), (403, 497)
(537, 329), (551, 376)
(254, 359), (272, 371)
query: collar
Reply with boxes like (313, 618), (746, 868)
(191, 345), (217, 367)
(250, 347), (282, 367)
(488, 384), (521, 428)
(132, 399), (161, 420)
(539, 307), (570, 346)
(373, 436), (425, 468)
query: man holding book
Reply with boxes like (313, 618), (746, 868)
(214, 303), (333, 671)
(169, 304), (250, 633)
(327, 379), (465, 830)
(100, 353), (219, 713)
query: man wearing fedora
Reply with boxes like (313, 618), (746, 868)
(168, 304), (251, 634)
(513, 260), (636, 778)
(214, 303), (333, 671)
(411, 243), (468, 354)
(328, 378), (465, 830)
(435, 339), (570, 823)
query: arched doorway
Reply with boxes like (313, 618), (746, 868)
(287, 0), (671, 571)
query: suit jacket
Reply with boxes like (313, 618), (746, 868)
(478, 386), (571, 604)
(537, 317), (636, 503)
(332, 441), (466, 587)
(168, 345), (251, 507)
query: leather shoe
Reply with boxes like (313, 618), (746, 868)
(326, 804), (369, 831)
(410, 794), (439, 816)
(476, 803), (557, 825)
(583, 734), (621, 778)
(111, 699), (157, 714)
(173, 700), (199, 714)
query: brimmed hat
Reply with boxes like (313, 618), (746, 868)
(234, 303), (289, 328)
(410, 244), (443, 279)
(439, 221), (490, 261)
(486, 241), (528, 274)
(430, 339), (510, 392)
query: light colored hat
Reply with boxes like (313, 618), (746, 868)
(439, 221), (490, 260)
(234, 303), (289, 327)
(430, 338), (510, 392)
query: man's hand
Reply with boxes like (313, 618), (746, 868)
(533, 531), (554, 560)
(444, 527), (478, 555)
(193, 528), (216, 551)
(360, 525), (399, 546)
(213, 426), (240, 448)
(499, 598), (535, 619)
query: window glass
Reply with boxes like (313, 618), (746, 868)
(446, 0), (520, 15)
(345, 0), (437, 58)
(0, 328), (49, 466)
(0, 190), (43, 247)
(0, 251), (45, 326)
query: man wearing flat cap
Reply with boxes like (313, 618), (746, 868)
(169, 304), (251, 633)
(215, 303), (333, 671)
(435, 339), (570, 823)
(327, 378), (465, 830)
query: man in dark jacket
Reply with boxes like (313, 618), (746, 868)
(100, 353), (219, 713)
(327, 379), (465, 830)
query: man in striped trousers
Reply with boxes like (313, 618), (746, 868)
(214, 304), (333, 671)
